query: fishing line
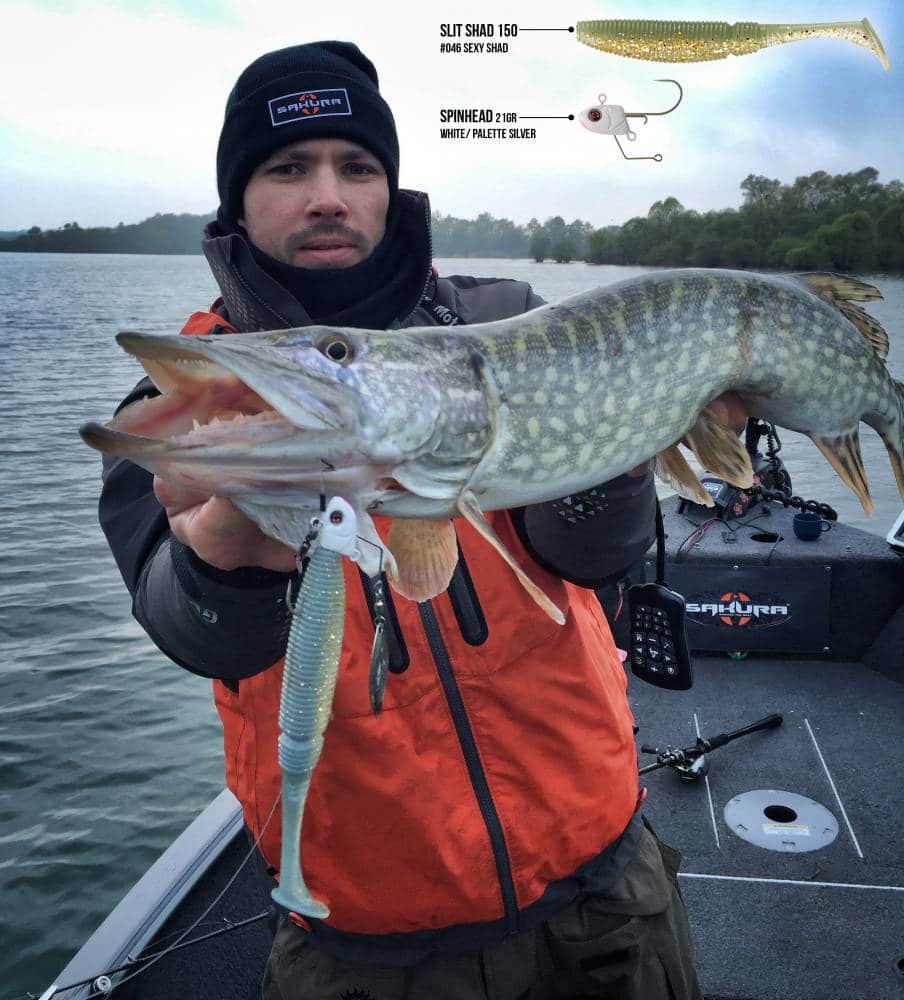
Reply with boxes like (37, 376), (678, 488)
(41, 794), (283, 999)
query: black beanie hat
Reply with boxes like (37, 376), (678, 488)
(216, 41), (399, 223)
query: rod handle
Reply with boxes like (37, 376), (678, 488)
(707, 713), (783, 749)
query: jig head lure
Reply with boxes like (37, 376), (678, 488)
(578, 79), (682, 162)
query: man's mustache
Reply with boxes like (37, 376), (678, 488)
(289, 225), (366, 250)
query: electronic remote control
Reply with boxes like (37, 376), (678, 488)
(626, 583), (693, 690)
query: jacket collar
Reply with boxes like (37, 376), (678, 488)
(201, 189), (434, 332)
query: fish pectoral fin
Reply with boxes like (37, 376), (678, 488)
(653, 444), (714, 506)
(386, 519), (459, 602)
(456, 492), (566, 625)
(684, 408), (754, 489)
(810, 430), (874, 515)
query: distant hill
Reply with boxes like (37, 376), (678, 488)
(0, 213), (216, 254)
(0, 230), (25, 241)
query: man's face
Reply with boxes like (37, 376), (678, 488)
(240, 138), (390, 268)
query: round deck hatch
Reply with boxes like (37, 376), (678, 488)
(723, 789), (839, 852)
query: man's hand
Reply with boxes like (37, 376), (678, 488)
(154, 477), (297, 573)
(626, 391), (749, 477)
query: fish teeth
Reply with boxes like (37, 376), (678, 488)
(193, 419), (201, 432)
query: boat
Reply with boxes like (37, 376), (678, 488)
(39, 462), (904, 1000)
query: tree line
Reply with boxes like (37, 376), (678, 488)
(0, 212), (215, 254)
(586, 167), (903, 272)
(431, 212), (594, 261)
(2, 167), (901, 273)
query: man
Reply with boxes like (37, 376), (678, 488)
(98, 41), (704, 1000)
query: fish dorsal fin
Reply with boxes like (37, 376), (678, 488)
(386, 519), (458, 602)
(837, 301), (889, 360)
(683, 407), (754, 489)
(653, 444), (715, 506)
(795, 272), (882, 302)
(795, 272), (889, 358)
(456, 492), (566, 625)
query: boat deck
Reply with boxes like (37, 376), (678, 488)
(631, 653), (903, 1000)
(55, 651), (902, 1000)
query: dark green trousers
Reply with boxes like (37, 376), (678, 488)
(262, 822), (702, 1000)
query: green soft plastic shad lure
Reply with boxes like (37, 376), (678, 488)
(575, 18), (889, 70)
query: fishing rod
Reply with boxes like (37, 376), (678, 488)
(29, 912), (270, 999)
(638, 713), (783, 780)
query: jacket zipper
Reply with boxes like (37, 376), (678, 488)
(414, 197), (435, 310)
(417, 601), (519, 934)
(395, 197), (436, 328)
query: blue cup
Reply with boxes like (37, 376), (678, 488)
(793, 511), (832, 541)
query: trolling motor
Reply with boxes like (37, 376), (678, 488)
(638, 713), (783, 781)
(744, 418), (794, 497)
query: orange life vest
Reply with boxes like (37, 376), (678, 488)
(180, 306), (639, 937)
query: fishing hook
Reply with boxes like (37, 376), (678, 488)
(580, 79), (683, 162)
(317, 458), (336, 512)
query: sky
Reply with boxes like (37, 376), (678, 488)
(1, 0), (902, 232)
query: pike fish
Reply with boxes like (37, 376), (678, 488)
(81, 269), (904, 623)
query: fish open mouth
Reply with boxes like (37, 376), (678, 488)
(79, 330), (351, 465)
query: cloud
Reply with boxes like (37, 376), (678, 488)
(1, 0), (902, 229)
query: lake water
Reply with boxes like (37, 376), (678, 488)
(0, 253), (902, 998)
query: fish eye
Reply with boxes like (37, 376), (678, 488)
(319, 336), (354, 363)
(588, 108), (602, 122)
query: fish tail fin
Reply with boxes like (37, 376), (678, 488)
(810, 428), (874, 515)
(876, 380), (904, 501)
(861, 378), (904, 502)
